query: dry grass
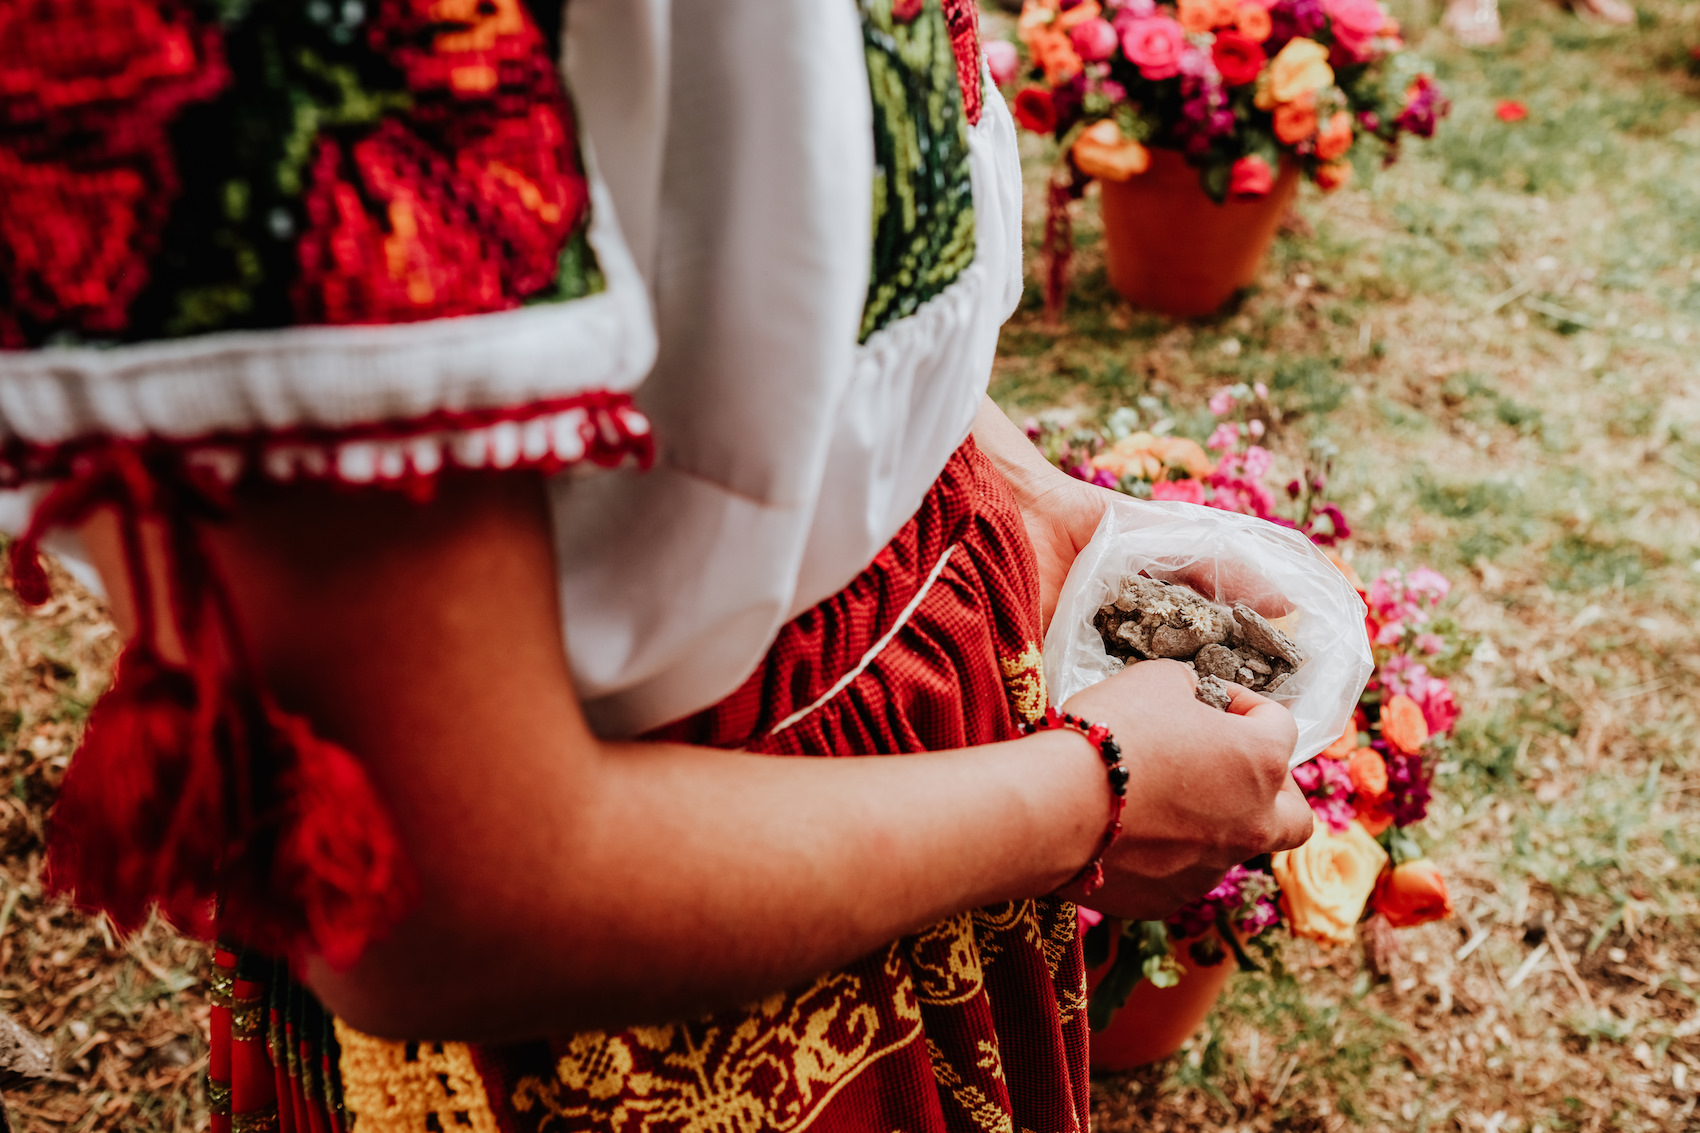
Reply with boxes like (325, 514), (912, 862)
(988, 0), (1700, 1127)
(0, 566), (208, 1132)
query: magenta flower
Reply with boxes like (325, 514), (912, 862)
(1152, 478), (1207, 504)
(1120, 15), (1188, 80)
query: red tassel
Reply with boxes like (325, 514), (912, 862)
(44, 648), (223, 938)
(245, 708), (415, 971)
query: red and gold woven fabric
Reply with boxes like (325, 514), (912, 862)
(315, 440), (1091, 1133)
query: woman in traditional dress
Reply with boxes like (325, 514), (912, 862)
(0, 1), (1312, 1129)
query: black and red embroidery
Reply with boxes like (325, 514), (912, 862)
(0, 0), (599, 347)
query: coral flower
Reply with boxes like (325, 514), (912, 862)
(1013, 86), (1058, 133)
(1314, 110), (1353, 159)
(1314, 160), (1353, 191)
(1069, 17), (1120, 62)
(1259, 37), (1333, 107)
(1273, 90), (1318, 142)
(1496, 99), (1528, 122)
(1273, 817), (1388, 946)
(1151, 478), (1207, 504)
(1320, 722), (1358, 760)
(1227, 154), (1274, 199)
(1177, 0), (1216, 33)
(1381, 693), (1429, 753)
(1120, 15), (1189, 80)
(1324, 0), (1389, 61)
(1236, 2), (1274, 41)
(1373, 859), (1454, 927)
(1348, 747), (1389, 797)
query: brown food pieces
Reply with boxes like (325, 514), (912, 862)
(1093, 575), (1309, 709)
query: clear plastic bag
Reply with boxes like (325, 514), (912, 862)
(1043, 497), (1373, 767)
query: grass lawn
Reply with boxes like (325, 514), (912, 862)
(4, 1), (1700, 1129)
(988, 0), (1700, 1128)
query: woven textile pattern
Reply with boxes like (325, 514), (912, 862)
(0, 0), (600, 347)
(860, 0), (979, 342)
(446, 440), (1092, 1133)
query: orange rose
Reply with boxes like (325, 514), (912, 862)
(1071, 119), (1150, 182)
(1273, 92), (1318, 143)
(1236, 2), (1273, 41)
(1356, 807), (1394, 837)
(1320, 724), (1357, 761)
(1381, 693), (1428, 754)
(1208, 0), (1241, 25)
(1314, 111), (1353, 160)
(1272, 816), (1388, 946)
(1092, 432), (1165, 481)
(1347, 748), (1388, 797)
(1373, 859), (1454, 927)
(1055, 0), (1103, 30)
(1029, 29), (1084, 84)
(1315, 161), (1353, 192)
(1177, 0), (1215, 32)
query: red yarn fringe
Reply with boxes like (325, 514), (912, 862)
(10, 445), (413, 968)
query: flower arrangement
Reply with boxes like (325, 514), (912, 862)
(1000, 0), (1449, 200)
(1030, 390), (1470, 1029)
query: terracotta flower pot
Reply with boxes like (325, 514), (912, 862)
(1085, 926), (1236, 1071)
(1097, 148), (1300, 319)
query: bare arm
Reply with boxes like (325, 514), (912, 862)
(78, 469), (1308, 1043)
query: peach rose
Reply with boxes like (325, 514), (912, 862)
(1373, 859), (1454, 927)
(1257, 37), (1333, 108)
(1236, 2), (1273, 41)
(1314, 160), (1354, 192)
(1273, 91), (1318, 143)
(1272, 816), (1387, 946)
(1148, 436), (1215, 478)
(1314, 111), (1353, 160)
(1381, 693), (1428, 754)
(1092, 432), (1165, 480)
(1071, 118), (1151, 182)
(1030, 28), (1084, 84)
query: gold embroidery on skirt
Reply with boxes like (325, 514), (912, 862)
(906, 912), (985, 1006)
(509, 952), (924, 1133)
(925, 1038), (1016, 1133)
(333, 1021), (501, 1133)
(997, 642), (1047, 725)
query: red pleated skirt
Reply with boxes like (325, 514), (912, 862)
(207, 439), (1092, 1133)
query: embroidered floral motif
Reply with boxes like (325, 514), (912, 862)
(503, 955), (927, 1133)
(0, 0), (229, 341)
(334, 1022), (502, 1133)
(0, 0), (598, 347)
(859, 0), (977, 342)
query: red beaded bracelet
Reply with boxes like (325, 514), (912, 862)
(1021, 706), (1129, 896)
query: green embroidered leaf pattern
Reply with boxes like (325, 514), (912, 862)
(859, 0), (977, 343)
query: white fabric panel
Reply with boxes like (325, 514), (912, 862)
(558, 34), (1027, 737)
(0, 173), (656, 445)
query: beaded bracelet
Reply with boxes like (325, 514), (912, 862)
(1021, 706), (1129, 896)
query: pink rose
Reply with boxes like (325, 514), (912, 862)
(1119, 15), (1188, 80)
(1151, 478), (1206, 504)
(1325, 0), (1387, 60)
(1069, 18), (1120, 62)
(984, 39), (1020, 88)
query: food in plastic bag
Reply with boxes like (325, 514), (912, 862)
(1044, 497), (1373, 767)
